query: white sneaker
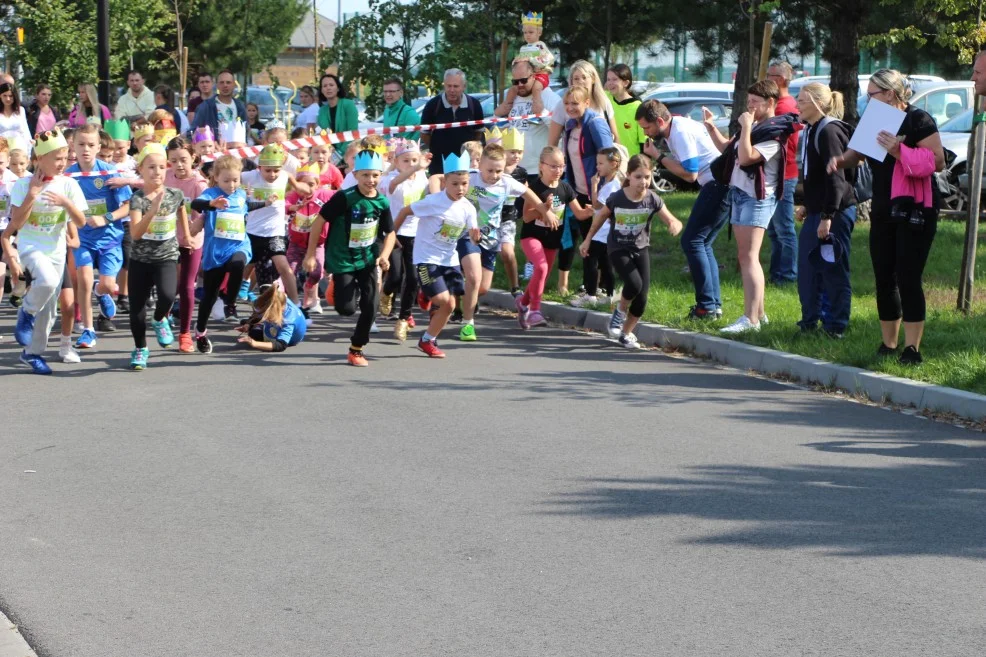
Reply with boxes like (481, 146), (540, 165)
(309, 299), (323, 315)
(721, 316), (760, 334)
(618, 332), (640, 349)
(59, 342), (81, 363)
(569, 293), (598, 308)
(759, 314), (769, 326)
(370, 321), (380, 334)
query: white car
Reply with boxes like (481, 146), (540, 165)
(643, 82), (734, 101)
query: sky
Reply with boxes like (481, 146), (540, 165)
(315, 0), (371, 25)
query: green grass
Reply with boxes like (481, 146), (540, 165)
(496, 192), (986, 396)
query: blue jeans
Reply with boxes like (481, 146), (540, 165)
(797, 207), (856, 333)
(766, 178), (798, 283)
(680, 181), (730, 311)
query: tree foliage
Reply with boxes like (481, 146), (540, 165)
(863, 0), (986, 64)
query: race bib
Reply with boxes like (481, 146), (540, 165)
(292, 211), (316, 234)
(214, 210), (246, 241)
(614, 208), (649, 236)
(0, 196), (9, 215)
(403, 187), (426, 207)
(28, 208), (65, 233)
(435, 220), (463, 244)
(348, 220), (378, 248)
(184, 197), (192, 218)
(535, 198), (564, 228)
(86, 198), (108, 219)
(250, 182), (286, 203)
(144, 212), (176, 241)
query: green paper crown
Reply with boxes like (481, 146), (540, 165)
(104, 119), (131, 142)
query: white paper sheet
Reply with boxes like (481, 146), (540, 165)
(847, 99), (907, 162)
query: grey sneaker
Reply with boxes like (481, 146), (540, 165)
(618, 332), (640, 349)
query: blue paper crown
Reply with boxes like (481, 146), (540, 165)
(442, 151), (471, 174)
(353, 150), (383, 172)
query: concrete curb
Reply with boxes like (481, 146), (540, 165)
(0, 609), (37, 657)
(482, 289), (986, 421)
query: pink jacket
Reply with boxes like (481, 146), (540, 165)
(891, 143), (936, 208)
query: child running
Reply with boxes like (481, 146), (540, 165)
(571, 146), (623, 308)
(126, 143), (191, 370)
(516, 146), (593, 329)
(285, 161), (333, 318)
(235, 284), (307, 352)
(2, 128), (88, 374)
(497, 127), (528, 298)
(303, 149), (395, 367)
(392, 150), (478, 358)
(580, 154), (682, 348)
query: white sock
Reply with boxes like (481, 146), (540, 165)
(60, 335), (71, 346)
(465, 319), (474, 326)
(423, 332), (435, 342)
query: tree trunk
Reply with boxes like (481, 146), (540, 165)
(825, 1), (865, 124)
(731, 14), (754, 135)
(603, 0), (613, 72)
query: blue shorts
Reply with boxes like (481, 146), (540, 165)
(73, 243), (124, 277)
(416, 263), (465, 299)
(455, 237), (497, 272)
(729, 187), (777, 229)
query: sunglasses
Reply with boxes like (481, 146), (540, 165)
(512, 78), (530, 86)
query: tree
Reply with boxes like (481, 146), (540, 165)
(863, 0), (986, 64)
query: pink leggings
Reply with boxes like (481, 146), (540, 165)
(178, 246), (202, 334)
(521, 238), (556, 311)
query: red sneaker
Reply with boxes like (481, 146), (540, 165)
(417, 338), (445, 358)
(407, 315), (416, 328)
(347, 349), (368, 367)
(417, 290), (432, 311)
(325, 278), (335, 307)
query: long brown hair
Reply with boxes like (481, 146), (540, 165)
(622, 154), (652, 187)
(254, 285), (287, 326)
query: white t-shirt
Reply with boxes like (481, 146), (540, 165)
(388, 172), (428, 237)
(215, 99), (237, 124)
(667, 116), (720, 187)
(242, 169), (289, 237)
(341, 172), (357, 190)
(410, 191), (478, 267)
(466, 171), (528, 249)
(10, 175), (88, 264)
(592, 178), (622, 243)
(510, 86), (562, 171)
(296, 104), (320, 130)
(729, 138), (782, 199)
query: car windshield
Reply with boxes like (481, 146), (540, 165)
(940, 108), (973, 133)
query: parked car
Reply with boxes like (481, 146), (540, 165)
(245, 86), (304, 127)
(936, 108), (974, 212)
(644, 82), (734, 101)
(789, 74), (945, 100)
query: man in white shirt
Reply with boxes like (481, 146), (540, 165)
(494, 60), (560, 172)
(114, 70), (156, 121)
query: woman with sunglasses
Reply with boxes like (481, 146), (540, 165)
(0, 82), (31, 146)
(827, 69), (945, 365)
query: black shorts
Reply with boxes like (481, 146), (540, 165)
(120, 222), (132, 268)
(248, 234), (288, 264)
(416, 263), (464, 299)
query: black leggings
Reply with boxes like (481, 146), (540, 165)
(611, 247), (650, 318)
(195, 251), (248, 333)
(584, 240), (614, 297)
(381, 235), (418, 320)
(334, 265), (379, 348)
(869, 216), (937, 322)
(128, 259), (178, 349)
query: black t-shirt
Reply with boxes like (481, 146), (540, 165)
(866, 104), (939, 218)
(502, 166), (528, 224)
(519, 176), (576, 250)
(420, 94), (485, 176)
(605, 188), (664, 252)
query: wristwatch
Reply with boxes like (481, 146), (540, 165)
(104, 212), (115, 224)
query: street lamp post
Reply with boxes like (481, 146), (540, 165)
(97, 0), (111, 107)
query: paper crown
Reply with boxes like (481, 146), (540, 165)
(522, 11), (543, 26)
(193, 126), (215, 144)
(363, 142), (388, 155)
(34, 128), (68, 157)
(131, 123), (155, 141)
(266, 119), (286, 131)
(501, 127), (524, 151)
(296, 161), (321, 178)
(353, 150), (383, 172)
(136, 142), (166, 167)
(219, 120), (247, 144)
(104, 119), (131, 142)
(154, 118), (176, 144)
(442, 151), (470, 174)
(393, 138), (420, 157)
(483, 126), (502, 145)
(258, 143), (286, 167)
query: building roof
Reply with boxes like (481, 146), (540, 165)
(289, 11), (336, 50)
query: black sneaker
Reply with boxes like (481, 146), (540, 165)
(877, 343), (898, 357)
(96, 314), (116, 332)
(449, 308), (463, 324)
(224, 305), (240, 322)
(899, 345), (922, 365)
(116, 296), (130, 313)
(687, 305), (718, 320)
(822, 328), (845, 340)
(9, 294), (22, 308)
(196, 334), (213, 354)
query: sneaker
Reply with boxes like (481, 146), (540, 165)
(877, 343), (898, 357)
(608, 308), (626, 338)
(417, 290), (432, 311)
(407, 315), (416, 329)
(75, 328), (97, 349)
(224, 305), (239, 322)
(417, 337), (446, 358)
(196, 334), (213, 354)
(370, 321), (380, 334)
(246, 290), (259, 303)
(515, 295), (531, 330)
(759, 314), (770, 326)
(511, 287), (523, 299)
(96, 315), (116, 332)
(308, 299), (323, 315)
(14, 307), (36, 346)
(720, 316), (760, 334)
(348, 348), (369, 367)
(395, 319), (409, 342)
(178, 332), (194, 353)
(19, 351), (52, 375)
(822, 328), (845, 340)
(325, 278), (335, 307)
(8, 294), (22, 308)
(528, 310), (547, 327)
(115, 296), (129, 313)
(301, 305), (313, 327)
(236, 280), (251, 303)
(98, 294), (117, 318)
(379, 292), (394, 317)
(449, 308), (463, 324)
(73, 320), (85, 335)
(899, 345), (923, 365)
(687, 305), (718, 321)
(569, 292), (598, 308)
(151, 318), (174, 347)
(459, 323), (477, 341)
(130, 347), (149, 371)
(619, 332), (640, 349)
(521, 262), (534, 281)
(716, 307), (724, 319)
(59, 342), (81, 364)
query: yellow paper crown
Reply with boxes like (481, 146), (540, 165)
(136, 142), (167, 167)
(501, 127), (524, 151)
(483, 126), (502, 145)
(4, 136), (28, 154)
(35, 128), (68, 157)
(131, 123), (154, 140)
(368, 143), (388, 155)
(522, 11), (543, 27)
(297, 161), (321, 178)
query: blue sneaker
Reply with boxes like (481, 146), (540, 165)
(19, 351), (52, 375)
(14, 307), (35, 346)
(98, 294), (117, 319)
(246, 290), (259, 303)
(129, 347), (149, 370)
(151, 318), (174, 347)
(75, 329), (97, 349)
(236, 280), (251, 303)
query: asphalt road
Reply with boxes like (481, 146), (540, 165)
(1, 304), (985, 657)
